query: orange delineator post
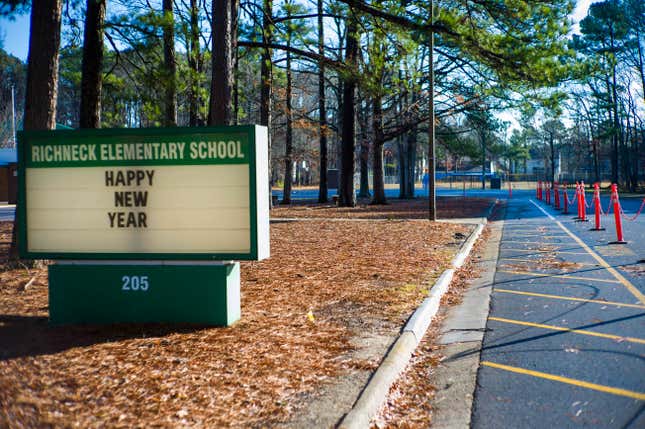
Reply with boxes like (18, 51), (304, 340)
(591, 183), (604, 231)
(546, 182), (551, 205)
(536, 181), (540, 200)
(610, 183), (626, 243)
(563, 183), (569, 214)
(554, 182), (560, 210)
(576, 182), (583, 220)
(538, 180), (542, 200)
(580, 181), (588, 221)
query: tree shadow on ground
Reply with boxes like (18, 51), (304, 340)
(0, 314), (211, 361)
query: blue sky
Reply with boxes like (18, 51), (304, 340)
(1, 0), (599, 62)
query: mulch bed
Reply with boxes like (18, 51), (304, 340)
(271, 197), (494, 220)
(0, 197), (494, 427)
(371, 225), (492, 428)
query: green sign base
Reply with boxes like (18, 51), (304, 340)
(48, 262), (240, 326)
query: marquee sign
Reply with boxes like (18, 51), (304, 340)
(18, 125), (270, 261)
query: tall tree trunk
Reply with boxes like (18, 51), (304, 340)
(79, 0), (105, 128)
(481, 133), (486, 190)
(23, 0), (62, 128)
(406, 128), (417, 197)
(427, 3), (436, 220)
(358, 100), (370, 198)
(611, 65), (622, 186)
(188, 0), (202, 126)
(371, 96), (386, 204)
(208, 0), (238, 125)
(317, 0), (328, 203)
(162, 0), (177, 126)
(398, 137), (407, 198)
(282, 46), (293, 204)
(260, 0), (273, 207)
(339, 13), (358, 207)
(549, 135), (556, 185)
(11, 0), (63, 259)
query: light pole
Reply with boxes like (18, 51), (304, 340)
(428, 1), (436, 221)
(11, 84), (17, 148)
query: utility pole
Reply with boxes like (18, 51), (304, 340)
(11, 84), (17, 148)
(428, 2), (436, 221)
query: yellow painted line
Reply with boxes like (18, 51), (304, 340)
(489, 316), (645, 345)
(495, 288), (645, 309)
(503, 248), (591, 255)
(499, 257), (597, 266)
(503, 240), (572, 245)
(530, 200), (645, 306)
(481, 361), (645, 401)
(498, 269), (621, 284)
(505, 233), (568, 237)
(557, 223), (645, 305)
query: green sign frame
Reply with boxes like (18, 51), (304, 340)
(18, 125), (270, 261)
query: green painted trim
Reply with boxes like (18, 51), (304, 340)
(23, 128), (250, 168)
(18, 126), (266, 261)
(48, 263), (241, 325)
(17, 133), (27, 257)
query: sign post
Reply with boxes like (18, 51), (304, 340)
(19, 125), (269, 325)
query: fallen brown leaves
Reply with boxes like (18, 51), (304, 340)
(271, 197), (494, 220)
(0, 217), (475, 428)
(371, 225), (491, 428)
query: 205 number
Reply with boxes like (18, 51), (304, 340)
(122, 275), (149, 291)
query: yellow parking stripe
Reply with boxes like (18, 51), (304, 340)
(494, 288), (645, 310)
(489, 316), (645, 345)
(498, 269), (621, 284)
(503, 240), (574, 245)
(502, 248), (590, 255)
(499, 257), (597, 266)
(481, 361), (645, 401)
(530, 200), (645, 306)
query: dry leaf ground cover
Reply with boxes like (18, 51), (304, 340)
(271, 196), (493, 220)
(372, 221), (494, 428)
(0, 198), (492, 428)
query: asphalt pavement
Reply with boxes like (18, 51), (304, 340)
(0, 205), (15, 221)
(471, 193), (645, 428)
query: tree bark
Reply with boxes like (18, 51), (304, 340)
(398, 137), (407, 198)
(427, 3), (436, 220)
(208, 0), (238, 125)
(188, 0), (202, 126)
(339, 13), (358, 207)
(481, 133), (486, 190)
(317, 0), (328, 203)
(260, 0), (273, 208)
(79, 0), (105, 128)
(358, 100), (370, 198)
(12, 0), (63, 259)
(406, 127), (417, 197)
(282, 45), (293, 204)
(549, 134), (555, 185)
(24, 0), (62, 130)
(371, 96), (387, 204)
(162, 0), (177, 126)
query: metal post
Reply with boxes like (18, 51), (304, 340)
(11, 84), (17, 148)
(428, 1), (436, 221)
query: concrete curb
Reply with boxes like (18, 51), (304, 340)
(338, 217), (489, 429)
